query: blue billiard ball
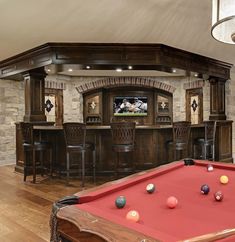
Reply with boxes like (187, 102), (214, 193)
(201, 184), (210, 195)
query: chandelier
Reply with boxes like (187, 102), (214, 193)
(211, 0), (235, 44)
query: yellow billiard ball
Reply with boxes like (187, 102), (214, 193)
(220, 175), (229, 184)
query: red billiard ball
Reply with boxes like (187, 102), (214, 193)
(214, 191), (223, 201)
(166, 196), (178, 209)
(126, 210), (140, 222)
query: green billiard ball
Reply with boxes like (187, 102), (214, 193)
(115, 196), (126, 208)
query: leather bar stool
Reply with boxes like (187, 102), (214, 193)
(20, 122), (53, 183)
(193, 121), (216, 160)
(166, 121), (191, 161)
(63, 122), (96, 187)
(110, 122), (136, 178)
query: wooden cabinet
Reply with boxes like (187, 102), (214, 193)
(84, 92), (102, 125)
(83, 88), (173, 126)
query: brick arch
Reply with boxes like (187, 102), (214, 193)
(75, 77), (176, 94)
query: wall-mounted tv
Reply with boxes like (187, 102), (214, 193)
(113, 96), (148, 116)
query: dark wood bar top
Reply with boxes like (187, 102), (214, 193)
(33, 124), (205, 131)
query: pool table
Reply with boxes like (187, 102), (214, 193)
(51, 160), (235, 242)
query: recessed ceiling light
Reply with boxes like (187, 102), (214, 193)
(116, 68), (122, 72)
(68, 68), (73, 72)
(194, 73), (198, 77)
(86, 65), (91, 69)
(172, 69), (176, 73)
(128, 66), (133, 70)
(47, 68), (51, 72)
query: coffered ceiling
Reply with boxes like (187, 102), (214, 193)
(0, 0), (234, 73)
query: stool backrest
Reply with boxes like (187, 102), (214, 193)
(20, 122), (33, 144)
(110, 122), (136, 146)
(204, 121), (216, 141)
(63, 122), (86, 146)
(173, 121), (191, 144)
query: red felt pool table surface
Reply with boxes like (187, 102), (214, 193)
(56, 160), (235, 242)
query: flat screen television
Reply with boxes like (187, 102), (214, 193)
(113, 96), (147, 116)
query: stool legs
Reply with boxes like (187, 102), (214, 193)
(66, 152), (70, 185)
(92, 149), (96, 184)
(81, 150), (85, 188)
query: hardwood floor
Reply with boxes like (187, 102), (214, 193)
(0, 165), (107, 242)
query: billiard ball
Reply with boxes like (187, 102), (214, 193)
(207, 164), (214, 172)
(166, 196), (178, 209)
(214, 191), (223, 201)
(146, 183), (155, 193)
(220, 175), (229, 184)
(115, 196), (126, 208)
(201, 184), (210, 195)
(126, 210), (140, 222)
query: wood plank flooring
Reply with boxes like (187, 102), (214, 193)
(0, 165), (109, 242)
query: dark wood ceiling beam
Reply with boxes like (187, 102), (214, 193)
(0, 43), (232, 80)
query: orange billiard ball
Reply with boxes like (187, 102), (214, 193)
(126, 210), (140, 222)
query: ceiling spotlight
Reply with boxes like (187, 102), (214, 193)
(68, 68), (73, 72)
(128, 66), (133, 70)
(47, 68), (51, 72)
(194, 73), (198, 77)
(172, 69), (177, 73)
(86, 65), (91, 69)
(116, 68), (123, 72)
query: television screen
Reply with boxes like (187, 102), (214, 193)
(113, 96), (147, 116)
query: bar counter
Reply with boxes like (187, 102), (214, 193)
(15, 121), (233, 174)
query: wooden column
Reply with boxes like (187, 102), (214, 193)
(209, 78), (226, 120)
(23, 68), (46, 122)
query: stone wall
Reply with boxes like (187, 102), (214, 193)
(0, 79), (24, 165)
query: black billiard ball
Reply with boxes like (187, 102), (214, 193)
(214, 191), (223, 201)
(115, 196), (126, 208)
(201, 184), (210, 195)
(146, 183), (155, 193)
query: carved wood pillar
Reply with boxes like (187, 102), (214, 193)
(209, 78), (226, 120)
(23, 68), (47, 122)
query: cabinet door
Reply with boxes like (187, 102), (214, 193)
(155, 93), (172, 125)
(84, 92), (102, 124)
(186, 88), (203, 124)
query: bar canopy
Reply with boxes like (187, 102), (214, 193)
(0, 43), (232, 80)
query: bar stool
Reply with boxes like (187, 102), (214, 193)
(63, 122), (96, 187)
(20, 122), (53, 183)
(110, 122), (136, 178)
(166, 121), (191, 161)
(193, 121), (216, 160)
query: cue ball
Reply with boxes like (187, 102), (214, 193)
(201, 184), (210, 195)
(220, 175), (229, 184)
(146, 183), (155, 193)
(207, 164), (214, 172)
(115, 196), (126, 208)
(126, 210), (140, 222)
(166, 196), (178, 209)
(214, 191), (223, 201)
